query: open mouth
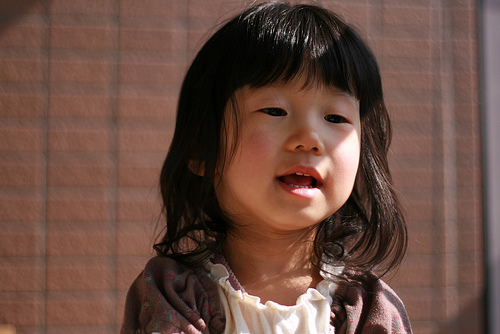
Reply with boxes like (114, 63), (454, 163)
(278, 172), (319, 189)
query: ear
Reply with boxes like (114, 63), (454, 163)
(188, 160), (205, 176)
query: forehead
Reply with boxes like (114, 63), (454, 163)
(236, 76), (359, 106)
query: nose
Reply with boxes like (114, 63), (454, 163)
(285, 118), (324, 155)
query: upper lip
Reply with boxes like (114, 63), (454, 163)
(278, 165), (324, 186)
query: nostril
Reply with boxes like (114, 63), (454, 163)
(294, 144), (321, 152)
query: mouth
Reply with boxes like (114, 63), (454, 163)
(278, 172), (320, 189)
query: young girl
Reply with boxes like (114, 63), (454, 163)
(121, 2), (411, 333)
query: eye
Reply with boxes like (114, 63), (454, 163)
(260, 108), (287, 117)
(324, 114), (348, 124)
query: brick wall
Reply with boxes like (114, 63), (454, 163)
(0, 0), (483, 333)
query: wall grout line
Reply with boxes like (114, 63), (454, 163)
(112, 0), (121, 331)
(439, 0), (460, 332)
(43, 1), (52, 332)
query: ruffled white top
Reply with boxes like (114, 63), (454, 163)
(204, 258), (344, 334)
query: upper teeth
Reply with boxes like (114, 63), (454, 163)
(295, 172), (310, 176)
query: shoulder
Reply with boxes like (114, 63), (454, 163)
(141, 256), (215, 290)
(120, 256), (225, 334)
(331, 269), (412, 334)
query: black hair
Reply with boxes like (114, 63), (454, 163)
(154, 1), (407, 276)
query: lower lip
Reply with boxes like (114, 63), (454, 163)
(277, 180), (321, 199)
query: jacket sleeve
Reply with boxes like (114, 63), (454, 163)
(331, 270), (412, 334)
(120, 256), (225, 334)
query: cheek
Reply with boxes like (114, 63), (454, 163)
(237, 129), (277, 166)
(218, 131), (277, 202)
(334, 134), (361, 182)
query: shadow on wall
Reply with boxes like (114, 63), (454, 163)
(0, 0), (40, 29)
(438, 289), (486, 333)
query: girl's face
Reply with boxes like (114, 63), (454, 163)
(215, 76), (361, 235)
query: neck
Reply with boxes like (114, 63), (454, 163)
(221, 225), (322, 305)
(224, 228), (316, 271)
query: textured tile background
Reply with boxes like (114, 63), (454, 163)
(0, 0), (483, 333)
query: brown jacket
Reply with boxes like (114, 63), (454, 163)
(120, 256), (412, 334)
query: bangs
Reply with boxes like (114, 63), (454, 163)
(221, 3), (381, 105)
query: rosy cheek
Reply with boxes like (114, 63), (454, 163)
(239, 131), (276, 164)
